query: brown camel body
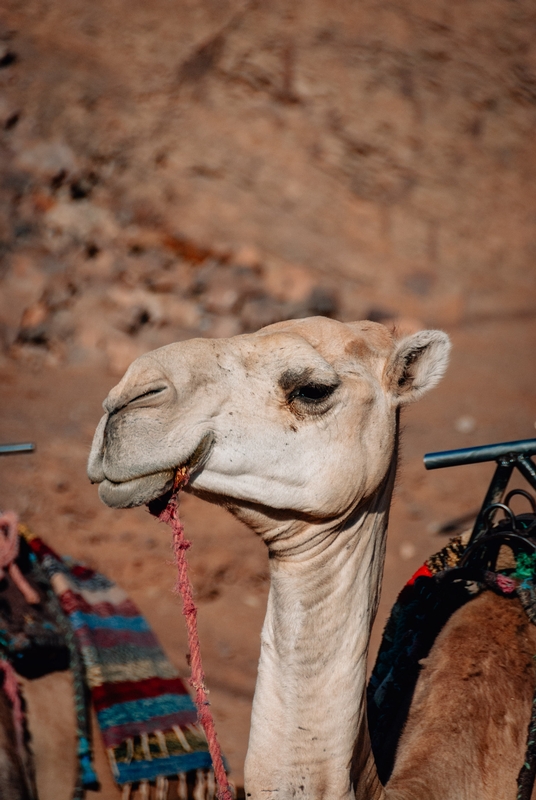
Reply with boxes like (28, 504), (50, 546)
(385, 592), (536, 800)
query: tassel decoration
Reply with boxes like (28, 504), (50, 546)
(177, 773), (188, 800)
(156, 775), (169, 800)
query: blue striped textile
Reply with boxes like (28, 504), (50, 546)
(25, 532), (223, 791)
(115, 752), (213, 784)
(98, 693), (197, 729)
(70, 611), (151, 632)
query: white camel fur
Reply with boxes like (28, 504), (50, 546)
(88, 317), (536, 800)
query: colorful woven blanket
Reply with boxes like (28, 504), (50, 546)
(21, 528), (214, 796)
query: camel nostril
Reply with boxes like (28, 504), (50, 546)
(105, 383), (169, 416)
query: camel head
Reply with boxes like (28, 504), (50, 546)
(88, 317), (450, 539)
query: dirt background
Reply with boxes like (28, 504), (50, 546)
(1, 0), (536, 793)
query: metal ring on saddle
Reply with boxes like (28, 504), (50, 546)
(481, 502), (518, 533)
(504, 489), (536, 514)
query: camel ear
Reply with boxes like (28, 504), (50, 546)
(385, 330), (451, 405)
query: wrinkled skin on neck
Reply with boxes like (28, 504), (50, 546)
(88, 317), (450, 800)
(244, 456), (396, 800)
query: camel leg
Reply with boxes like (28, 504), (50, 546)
(20, 672), (78, 800)
(86, 706), (122, 800)
(21, 672), (123, 800)
(0, 674), (35, 800)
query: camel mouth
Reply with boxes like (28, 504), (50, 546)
(97, 432), (215, 509)
(98, 470), (174, 509)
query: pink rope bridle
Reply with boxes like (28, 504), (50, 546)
(157, 477), (233, 800)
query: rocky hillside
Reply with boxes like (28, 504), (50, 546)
(1, 0), (535, 375)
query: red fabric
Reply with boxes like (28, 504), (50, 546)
(71, 564), (96, 579)
(406, 563), (433, 586)
(92, 676), (191, 711)
(74, 625), (157, 652)
(25, 536), (56, 559)
(100, 711), (198, 748)
(25, 536), (95, 578)
(59, 588), (138, 618)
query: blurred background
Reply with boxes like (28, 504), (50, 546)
(1, 0), (536, 791)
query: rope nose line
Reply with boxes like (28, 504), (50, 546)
(154, 480), (233, 800)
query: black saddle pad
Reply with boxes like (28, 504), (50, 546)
(0, 537), (69, 679)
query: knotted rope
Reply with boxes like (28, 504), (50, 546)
(156, 475), (232, 800)
(0, 511), (39, 605)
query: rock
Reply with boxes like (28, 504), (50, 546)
(0, 96), (20, 130)
(43, 200), (118, 246)
(17, 301), (50, 347)
(208, 315), (242, 339)
(0, 254), (47, 348)
(233, 245), (261, 270)
(20, 301), (48, 330)
(107, 287), (164, 329)
(47, 309), (76, 342)
(159, 296), (202, 330)
(15, 140), (78, 181)
(104, 334), (148, 376)
(240, 297), (290, 333)
(262, 261), (316, 304)
(203, 276), (240, 315)
(306, 286), (338, 317)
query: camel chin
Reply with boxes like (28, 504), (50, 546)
(98, 470), (174, 508)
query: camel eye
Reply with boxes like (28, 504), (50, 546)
(289, 383), (337, 404)
(124, 386), (167, 409)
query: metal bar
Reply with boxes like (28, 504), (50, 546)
(0, 443), (35, 456)
(469, 461), (514, 544)
(516, 456), (536, 492)
(424, 438), (536, 470)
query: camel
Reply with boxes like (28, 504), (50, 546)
(87, 316), (536, 800)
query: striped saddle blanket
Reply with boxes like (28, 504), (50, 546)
(12, 527), (217, 797)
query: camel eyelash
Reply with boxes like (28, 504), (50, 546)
(288, 382), (338, 405)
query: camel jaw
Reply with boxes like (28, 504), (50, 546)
(98, 470), (175, 508)
(96, 431), (215, 509)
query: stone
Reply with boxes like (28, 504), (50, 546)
(262, 262), (316, 304)
(15, 140), (78, 180)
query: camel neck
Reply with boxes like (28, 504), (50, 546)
(245, 483), (393, 800)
